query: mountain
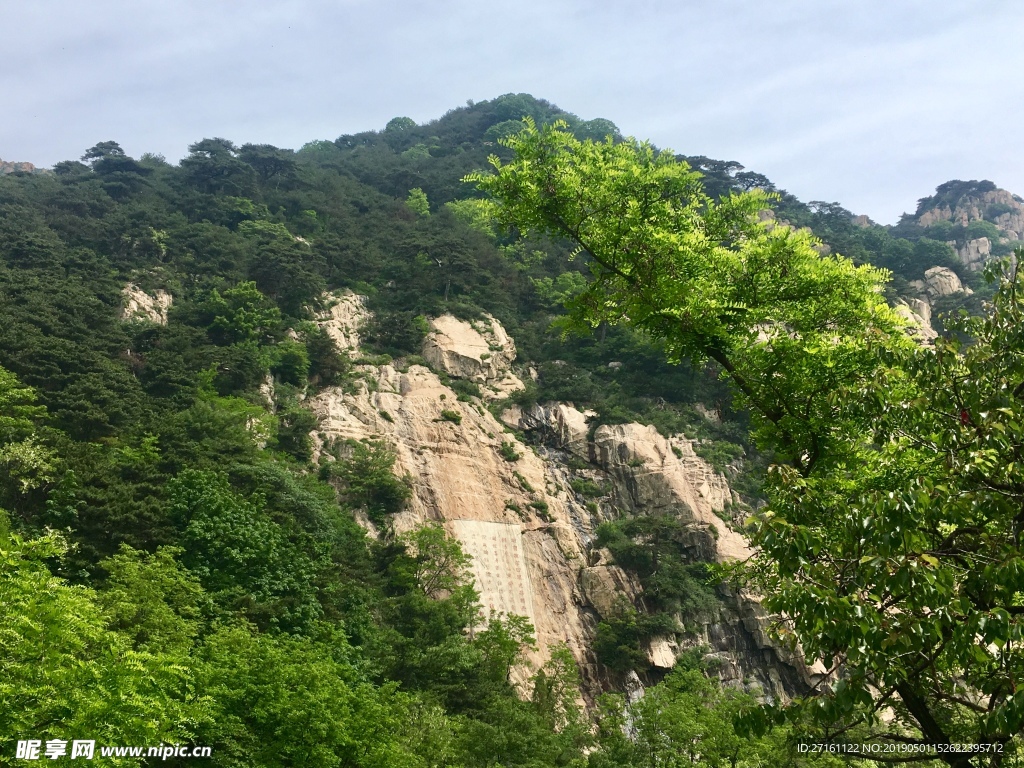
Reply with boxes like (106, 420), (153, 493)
(1, 93), (1019, 763)
(0, 158), (48, 175)
(902, 179), (1024, 269)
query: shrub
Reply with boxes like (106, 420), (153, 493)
(327, 439), (411, 527)
(512, 471), (534, 493)
(569, 478), (605, 498)
(439, 409), (462, 425)
(498, 442), (521, 462)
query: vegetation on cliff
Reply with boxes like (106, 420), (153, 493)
(2, 93), (1020, 765)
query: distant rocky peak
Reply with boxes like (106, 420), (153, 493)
(907, 180), (1023, 271)
(1, 158), (46, 175)
(913, 180), (1024, 240)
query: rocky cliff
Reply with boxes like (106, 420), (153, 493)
(917, 185), (1024, 241)
(121, 283), (173, 324)
(911, 180), (1023, 271)
(0, 158), (47, 175)
(306, 292), (815, 701)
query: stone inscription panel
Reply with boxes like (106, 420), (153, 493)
(452, 520), (535, 624)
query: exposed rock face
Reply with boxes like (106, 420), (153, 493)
(918, 187), (1024, 241)
(592, 423), (741, 556)
(894, 300), (938, 344)
(912, 184), (1024, 274)
(920, 266), (965, 297)
(0, 159), (45, 175)
(580, 562), (642, 620)
(958, 237), (992, 271)
(501, 402), (592, 457)
(121, 283), (172, 324)
(901, 267), (970, 345)
(308, 361), (593, 687)
(319, 291), (370, 356)
(307, 296), (813, 701)
(422, 314), (525, 398)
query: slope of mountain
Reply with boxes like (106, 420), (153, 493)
(0, 93), (1019, 761)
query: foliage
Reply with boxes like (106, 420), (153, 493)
(476, 116), (1024, 761)
(743, 258), (1024, 762)
(196, 624), (418, 768)
(170, 469), (324, 632)
(499, 441), (522, 461)
(588, 660), (846, 768)
(0, 533), (203, 763)
(439, 408), (463, 425)
(4, 92), (1019, 765)
(406, 187), (431, 217)
(470, 119), (906, 476)
(596, 516), (720, 622)
(97, 544), (208, 655)
(325, 439), (411, 527)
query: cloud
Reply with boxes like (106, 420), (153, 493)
(2, 0), (1020, 222)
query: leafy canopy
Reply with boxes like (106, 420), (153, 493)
(470, 118), (1024, 764)
(468, 119), (906, 474)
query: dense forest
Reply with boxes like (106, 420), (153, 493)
(2, 93), (1021, 766)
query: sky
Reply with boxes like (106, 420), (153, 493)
(3, 0), (1022, 224)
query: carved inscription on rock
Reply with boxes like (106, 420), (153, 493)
(452, 520), (535, 625)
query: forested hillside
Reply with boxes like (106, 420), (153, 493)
(2, 93), (1021, 766)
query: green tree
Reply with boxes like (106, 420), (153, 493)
(169, 469), (323, 632)
(470, 120), (1024, 764)
(743, 259), (1024, 764)
(180, 137), (256, 196)
(469, 119), (905, 474)
(0, 533), (202, 763)
(206, 281), (282, 345)
(590, 662), (844, 768)
(237, 143), (298, 189)
(97, 544), (208, 655)
(326, 439), (411, 527)
(0, 366), (58, 515)
(407, 187), (431, 217)
(196, 625), (417, 767)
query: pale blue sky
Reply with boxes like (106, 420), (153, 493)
(3, 0), (1022, 222)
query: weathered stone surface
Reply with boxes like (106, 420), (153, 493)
(502, 402), (592, 456)
(580, 564), (641, 619)
(422, 314), (525, 398)
(647, 637), (678, 669)
(307, 358), (590, 682)
(121, 283), (172, 324)
(319, 291), (370, 356)
(0, 159), (46, 175)
(454, 520), (536, 625)
(919, 188), (1024, 241)
(922, 266), (964, 297)
(307, 293), (813, 702)
(422, 314), (510, 376)
(894, 301), (938, 344)
(592, 423), (742, 557)
(958, 237), (991, 271)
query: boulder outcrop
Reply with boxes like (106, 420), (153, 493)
(0, 159), (45, 175)
(307, 295), (814, 701)
(919, 266), (966, 298)
(422, 314), (525, 398)
(121, 283), (172, 324)
(958, 237), (992, 271)
(319, 291), (370, 356)
(501, 402), (592, 456)
(894, 300), (938, 344)
(919, 187), (1024, 241)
